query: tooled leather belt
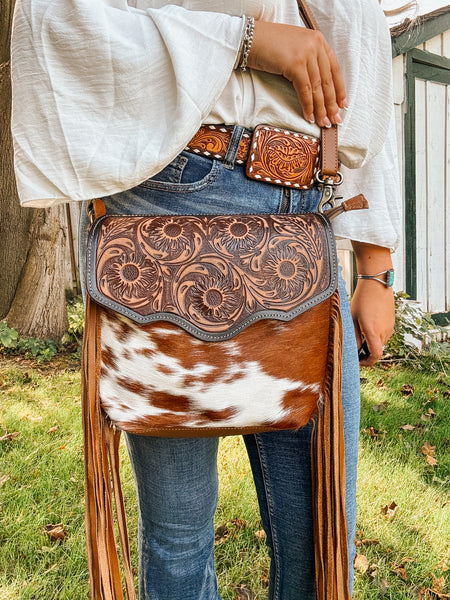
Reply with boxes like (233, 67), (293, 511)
(185, 123), (338, 191)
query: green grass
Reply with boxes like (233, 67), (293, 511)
(355, 366), (450, 599)
(1, 355), (449, 599)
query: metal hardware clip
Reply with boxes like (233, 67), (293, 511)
(316, 171), (343, 213)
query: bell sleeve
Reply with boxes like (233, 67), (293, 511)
(11, 0), (245, 207)
(332, 107), (402, 252)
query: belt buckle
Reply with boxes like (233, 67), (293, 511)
(246, 125), (320, 190)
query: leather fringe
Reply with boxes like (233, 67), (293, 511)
(312, 289), (352, 600)
(82, 290), (350, 600)
(82, 296), (137, 600)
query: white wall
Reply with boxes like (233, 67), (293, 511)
(340, 29), (450, 312)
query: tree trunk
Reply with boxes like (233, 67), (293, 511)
(6, 208), (69, 340)
(0, 4), (34, 319)
(1, 0), (69, 340)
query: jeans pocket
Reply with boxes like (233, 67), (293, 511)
(138, 152), (220, 193)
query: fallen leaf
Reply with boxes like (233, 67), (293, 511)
(401, 383), (415, 396)
(231, 518), (248, 530)
(425, 591), (450, 599)
(401, 424), (416, 431)
(255, 529), (266, 540)
(231, 583), (256, 600)
(364, 427), (384, 438)
(431, 573), (447, 594)
(0, 431), (20, 442)
(420, 408), (437, 421)
(44, 523), (67, 541)
(391, 557), (414, 581)
(422, 442), (436, 457)
(423, 389), (439, 405)
(427, 456), (438, 466)
(381, 501), (398, 519)
(0, 474), (10, 487)
(373, 401), (389, 412)
(354, 553), (369, 574)
(377, 379), (387, 389)
(214, 523), (230, 545)
(437, 557), (449, 572)
(47, 426), (58, 434)
(392, 564), (408, 581)
(421, 409), (437, 421)
(355, 538), (380, 547)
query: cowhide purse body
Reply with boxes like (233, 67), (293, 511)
(82, 193), (368, 600)
(80, 2), (368, 599)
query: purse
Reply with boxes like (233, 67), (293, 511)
(81, 2), (369, 599)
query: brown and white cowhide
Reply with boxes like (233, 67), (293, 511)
(98, 299), (331, 436)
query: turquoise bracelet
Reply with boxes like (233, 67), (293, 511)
(357, 268), (394, 288)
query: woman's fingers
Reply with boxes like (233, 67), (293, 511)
(358, 332), (384, 367)
(291, 63), (317, 124)
(247, 22), (347, 126)
(327, 48), (347, 111)
(314, 53), (339, 126)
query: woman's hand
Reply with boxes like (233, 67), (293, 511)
(351, 281), (395, 366)
(247, 21), (347, 128)
(351, 241), (396, 366)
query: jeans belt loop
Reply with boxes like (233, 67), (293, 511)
(223, 125), (245, 170)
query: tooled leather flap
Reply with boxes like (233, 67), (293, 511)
(86, 213), (338, 341)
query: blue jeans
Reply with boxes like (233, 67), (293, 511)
(79, 142), (360, 600)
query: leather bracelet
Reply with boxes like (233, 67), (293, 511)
(357, 268), (394, 288)
(237, 16), (255, 71)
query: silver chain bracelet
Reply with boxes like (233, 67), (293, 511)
(238, 16), (255, 71)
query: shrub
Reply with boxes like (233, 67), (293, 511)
(384, 291), (450, 371)
(0, 297), (85, 362)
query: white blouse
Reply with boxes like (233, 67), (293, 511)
(10, 0), (401, 250)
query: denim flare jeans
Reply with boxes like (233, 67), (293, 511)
(79, 135), (360, 600)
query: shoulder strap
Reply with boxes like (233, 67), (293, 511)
(296, 0), (339, 178)
(296, 0), (320, 30)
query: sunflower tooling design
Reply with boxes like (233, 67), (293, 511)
(95, 214), (330, 334)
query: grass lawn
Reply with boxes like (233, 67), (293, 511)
(0, 353), (449, 599)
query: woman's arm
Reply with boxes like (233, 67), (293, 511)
(351, 241), (396, 366)
(247, 15), (398, 367)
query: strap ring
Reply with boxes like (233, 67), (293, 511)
(315, 171), (343, 186)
